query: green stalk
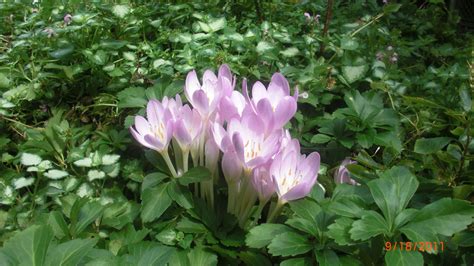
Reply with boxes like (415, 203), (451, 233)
(160, 149), (178, 178)
(267, 199), (285, 223)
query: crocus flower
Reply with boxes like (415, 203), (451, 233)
(43, 28), (56, 38)
(213, 113), (281, 171)
(185, 65), (234, 118)
(304, 12), (311, 20)
(162, 94), (183, 120)
(251, 163), (275, 202)
(130, 100), (173, 152)
(334, 158), (358, 185)
(218, 90), (249, 122)
(173, 104), (202, 151)
(270, 139), (320, 202)
(64, 14), (72, 25)
(243, 73), (298, 135)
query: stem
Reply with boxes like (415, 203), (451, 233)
(250, 199), (268, 227)
(160, 149), (178, 178)
(183, 149), (189, 173)
(267, 199), (285, 223)
(319, 0), (334, 55)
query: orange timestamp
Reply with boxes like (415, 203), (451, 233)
(385, 241), (445, 252)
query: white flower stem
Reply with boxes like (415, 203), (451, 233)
(160, 149), (178, 178)
(267, 199), (285, 223)
(183, 149), (189, 173)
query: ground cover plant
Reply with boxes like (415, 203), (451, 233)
(0, 0), (473, 265)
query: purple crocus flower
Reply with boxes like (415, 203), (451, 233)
(270, 139), (320, 202)
(64, 14), (72, 25)
(173, 104), (202, 151)
(218, 90), (248, 122)
(43, 28), (56, 38)
(129, 100), (173, 152)
(185, 65), (234, 119)
(243, 73), (298, 135)
(334, 158), (358, 185)
(251, 163), (275, 202)
(304, 12), (311, 20)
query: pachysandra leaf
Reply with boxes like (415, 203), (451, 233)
(267, 231), (312, 257)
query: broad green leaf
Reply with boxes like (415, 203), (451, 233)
(88, 170), (106, 181)
(101, 155), (120, 165)
(47, 211), (69, 239)
(187, 248), (217, 266)
(44, 169), (69, 180)
(459, 86), (472, 112)
(74, 158), (92, 167)
(329, 196), (367, 218)
(141, 183), (172, 223)
(13, 177), (34, 189)
(246, 224), (292, 248)
(310, 134), (332, 144)
(349, 211), (389, 241)
(176, 217), (207, 233)
(400, 198), (474, 241)
(267, 231), (312, 257)
(112, 5), (130, 18)
(315, 250), (340, 266)
(21, 153), (42, 166)
(452, 231), (474, 247)
(71, 201), (105, 236)
(2, 225), (53, 266)
(414, 137), (452, 154)
(286, 217), (319, 236)
(384, 249), (423, 266)
(289, 198), (321, 223)
(167, 182), (193, 209)
(341, 36), (359, 50)
(280, 47), (299, 57)
(368, 167), (419, 227)
(0, 73), (11, 89)
(117, 87), (147, 108)
(383, 3), (402, 14)
(327, 217), (354, 245)
(256, 41), (275, 54)
(102, 201), (139, 230)
(342, 65), (368, 84)
(208, 17), (226, 32)
(46, 238), (97, 266)
(178, 167), (212, 185)
(280, 257), (312, 266)
(137, 246), (174, 266)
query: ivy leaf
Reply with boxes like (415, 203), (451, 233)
(384, 249), (423, 266)
(141, 183), (172, 223)
(342, 65), (368, 84)
(267, 231), (312, 257)
(414, 137), (452, 154)
(178, 167), (212, 185)
(367, 166), (418, 226)
(246, 224), (292, 248)
(46, 238), (97, 266)
(349, 210), (389, 241)
(21, 153), (42, 166)
(1, 225), (53, 266)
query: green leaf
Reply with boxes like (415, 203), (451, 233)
(176, 217), (207, 233)
(74, 158), (92, 167)
(367, 167), (419, 226)
(256, 41), (275, 54)
(280, 47), (299, 57)
(310, 134), (332, 144)
(414, 137), (452, 154)
(315, 250), (340, 266)
(168, 182), (193, 209)
(101, 154), (120, 165)
(47, 211), (69, 239)
(289, 198), (321, 223)
(187, 248), (217, 266)
(1, 225), (53, 266)
(13, 177), (34, 189)
(340, 36), (359, 50)
(87, 170), (106, 181)
(141, 183), (172, 223)
(137, 246), (174, 266)
(71, 201), (105, 236)
(349, 211), (389, 241)
(178, 167), (212, 185)
(208, 17), (226, 32)
(44, 169), (69, 180)
(400, 198), (474, 240)
(46, 238), (97, 266)
(327, 217), (354, 245)
(383, 4), (402, 14)
(280, 257), (312, 266)
(384, 249), (423, 266)
(452, 231), (474, 247)
(329, 196), (368, 218)
(117, 87), (147, 109)
(267, 232), (312, 257)
(246, 224), (292, 248)
(0, 73), (11, 89)
(342, 65), (368, 84)
(102, 201), (139, 230)
(112, 4), (130, 18)
(21, 153), (42, 166)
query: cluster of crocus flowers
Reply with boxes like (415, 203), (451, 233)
(130, 65), (321, 227)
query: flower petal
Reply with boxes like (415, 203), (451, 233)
(192, 90), (210, 115)
(273, 96), (297, 129)
(134, 116), (151, 136)
(222, 151), (242, 183)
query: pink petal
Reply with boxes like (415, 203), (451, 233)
(174, 119), (192, 147)
(144, 134), (165, 151)
(130, 127), (154, 149)
(252, 81), (268, 104)
(185, 70), (201, 104)
(269, 73), (290, 95)
(134, 116), (151, 136)
(232, 133), (245, 164)
(147, 100), (162, 126)
(192, 90), (210, 115)
(256, 99), (274, 132)
(281, 182), (313, 201)
(203, 69), (217, 83)
(222, 151), (242, 183)
(273, 96), (297, 129)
